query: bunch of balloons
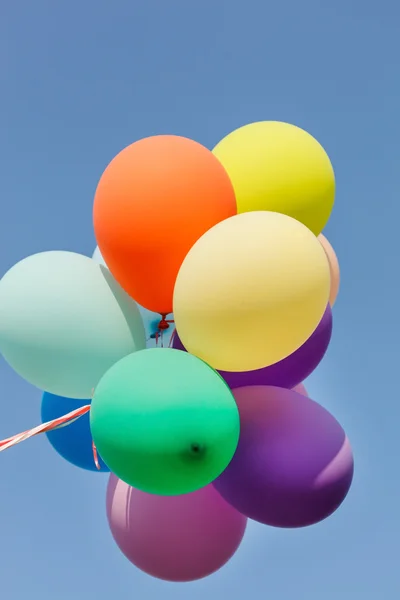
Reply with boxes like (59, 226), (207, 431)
(0, 121), (352, 583)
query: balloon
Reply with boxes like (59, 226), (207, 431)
(0, 251), (146, 398)
(214, 386), (354, 528)
(173, 211), (330, 372)
(93, 135), (237, 314)
(90, 349), (240, 495)
(172, 304), (332, 390)
(106, 475), (247, 582)
(91, 246), (104, 265)
(41, 393), (109, 472)
(292, 382), (308, 396)
(319, 234), (340, 306)
(212, 121), (335, 235)
(92, 247), (175, 348)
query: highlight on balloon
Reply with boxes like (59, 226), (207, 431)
(0, 122), (350, 583)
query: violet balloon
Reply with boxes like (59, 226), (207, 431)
(172, 305), (332, 389)
(214, 386), (354, 528)
(106, 475), (247, 582)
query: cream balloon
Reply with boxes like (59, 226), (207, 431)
(318, 234), (340, 306)
(173, 212), (330, 372)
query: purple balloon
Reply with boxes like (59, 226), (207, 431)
(214, 386), (354, 528)
(106, 475), (247, 582)
(172, 305), (332, 390)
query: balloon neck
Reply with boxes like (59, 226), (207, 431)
(157, 314), (170, 331)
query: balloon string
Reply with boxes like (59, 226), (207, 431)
(169, 328), (177, 348)
(90, 388), (101, 469)
(0, 405), (91, 452)
(154, 313), (174, 348)
(92, 440), (101, 470)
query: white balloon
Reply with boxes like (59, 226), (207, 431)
(0, 251), (146, 398)
(92, 246), (175, 349)
(92, 246), (106, 266)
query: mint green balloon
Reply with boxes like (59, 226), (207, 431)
(90, 349), (240, 495)
(0, 251), (146, 398)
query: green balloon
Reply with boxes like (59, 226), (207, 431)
(90, 349), (240, 496)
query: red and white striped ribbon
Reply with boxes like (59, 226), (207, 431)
(0, 404), (100, 469)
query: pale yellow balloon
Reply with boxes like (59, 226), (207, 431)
(318, 234), (340, 306)
(213, 121), (335, 236)
(173, 212), (330, 372)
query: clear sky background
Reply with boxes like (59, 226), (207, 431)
(0, 1), (399, 599)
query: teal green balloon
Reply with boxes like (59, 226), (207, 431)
(0, 251), (146, 398)
(90, 349), (240, 496)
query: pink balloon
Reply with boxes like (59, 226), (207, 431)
(319, 234), (340, 306)
(293, 383), (308, 396)
(106, 474), (247, 582)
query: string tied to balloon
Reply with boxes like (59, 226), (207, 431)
(169, 328), (177, 348)
(0, 404), (101, 470)
(92, 440), (100, 470)
(152, 313), (174, 347)
(90, 387), (101, 470)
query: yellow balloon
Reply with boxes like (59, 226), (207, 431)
(173, 212), (330, 372)
(213, 121), (335, 236)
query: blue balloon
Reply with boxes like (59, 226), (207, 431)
(41, 392), (109, 472)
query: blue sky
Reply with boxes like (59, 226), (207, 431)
(0, 1), (399, 598)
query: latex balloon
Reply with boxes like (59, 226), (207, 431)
(319, 234), (340, 306)
(214, 386), (354, 528)
(172, 304), (332, 389)
(292, 383), (308, 396)
(107, 475), (247, 582)
(0, 251), (146, 398)
(173, 212), (330, 372)
(93, 135), (237, 314)
(92, 247), (175, 348)
(90, 349), (240, 495)
(41, 393), (109, 472)
(91, 246), (103, 265)
(213, 121), (334, 235)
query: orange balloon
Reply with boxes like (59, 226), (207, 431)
(318, 234), (340, 306)
(93, 136), (237, 314)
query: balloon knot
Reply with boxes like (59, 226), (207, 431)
(157, 314), (170, 331)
